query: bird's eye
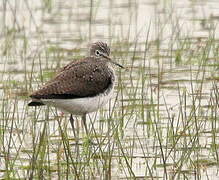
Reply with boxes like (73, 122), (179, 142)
(95, 50), (101, 56)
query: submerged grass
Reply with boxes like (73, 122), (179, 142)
(1, 0), (219, 180)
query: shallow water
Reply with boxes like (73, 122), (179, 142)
(0, 0), (219, 179)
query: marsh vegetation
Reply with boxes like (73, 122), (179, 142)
(0, 0), (219, 179)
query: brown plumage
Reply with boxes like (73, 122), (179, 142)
(29, 57), (114, 101)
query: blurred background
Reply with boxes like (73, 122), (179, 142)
(0, 0), (219, 179)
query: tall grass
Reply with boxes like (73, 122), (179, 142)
(0, 0), (219, 179)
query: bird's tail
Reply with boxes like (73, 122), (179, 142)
(28, 100), (45, 106)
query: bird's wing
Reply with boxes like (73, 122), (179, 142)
(30, 59), (113, 99)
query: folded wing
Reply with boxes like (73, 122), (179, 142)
(30, 58), (113, 100)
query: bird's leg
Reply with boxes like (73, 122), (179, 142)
(82, 114), (89, 135)
(82, 114), (95, 146)
(69, 114), (79, 156)
(69, 114), (77, 138)
(69, 114), (74, 130)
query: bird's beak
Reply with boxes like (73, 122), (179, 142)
(102, 54), (124, 69)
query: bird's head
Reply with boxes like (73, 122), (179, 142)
(90, 41), (124, 68)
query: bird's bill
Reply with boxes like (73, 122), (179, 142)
(103, 54), (124, 69)
(110, 60), (124, 69)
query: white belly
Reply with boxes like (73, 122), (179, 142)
(41, 87), (114, 115)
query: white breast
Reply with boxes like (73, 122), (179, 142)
(41, 85), (114, 115)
